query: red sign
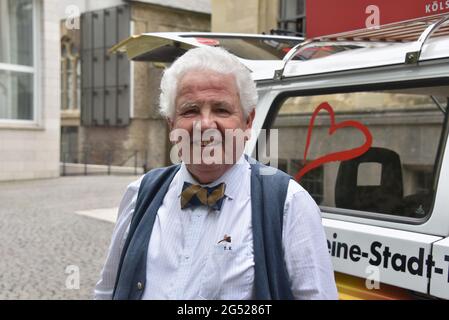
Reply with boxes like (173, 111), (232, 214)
(306, 0), (449, 38)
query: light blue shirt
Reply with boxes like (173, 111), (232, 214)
(94, 156), (338, 299)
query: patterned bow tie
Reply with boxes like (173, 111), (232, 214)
(181, 182), (226, 211)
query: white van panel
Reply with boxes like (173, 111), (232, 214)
(323, 218), (442, 294)
(282, 36), (449, 79)
(429, 237), (449, 299)
(420, 35), (449, 61)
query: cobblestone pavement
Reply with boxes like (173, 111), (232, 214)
(0, 175), (140, 300)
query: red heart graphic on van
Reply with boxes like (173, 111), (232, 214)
(294, 102), (373, 182)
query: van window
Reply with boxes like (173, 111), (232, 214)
(271, 86), (448, 219)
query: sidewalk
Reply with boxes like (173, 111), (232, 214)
(0, 175), (140, 300)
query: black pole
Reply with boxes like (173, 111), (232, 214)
(62, 152), (66, 176)
(108, 151), (111, 175)
(134, 151), (138, 175)
(84, 150), (87, 176)
(144, 150), (148, 173)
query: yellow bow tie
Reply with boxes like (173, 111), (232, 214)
(181, 182), (226, 210)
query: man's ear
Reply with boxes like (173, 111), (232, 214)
(246, 108), (256, 129)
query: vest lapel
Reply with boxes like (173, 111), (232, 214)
(113, 165), (180, 299)
(250, 160), (294, 300)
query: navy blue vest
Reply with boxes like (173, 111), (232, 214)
(113, 158), (294, 300)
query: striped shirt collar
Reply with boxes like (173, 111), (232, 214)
(177, 154), (249, 200)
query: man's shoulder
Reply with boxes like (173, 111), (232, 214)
(287, 178), (307, 194)
(142, 163), (181, 182)
(245, 156), (311, 200)
(126, 164), (181, 193)
(246, 156), (292, 181)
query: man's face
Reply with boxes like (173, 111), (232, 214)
(169, 70), (254, 180)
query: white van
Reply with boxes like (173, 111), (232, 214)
(111, 16), (449, 299)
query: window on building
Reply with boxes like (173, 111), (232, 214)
(80, 5), (131, 127)
(277, 0), (306, 37)
(0, 0), (35, 121)
(270, 85), (449, 220)
(61, 126), (79, 163)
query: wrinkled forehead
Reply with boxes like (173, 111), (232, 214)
(176, 69), (239, 98)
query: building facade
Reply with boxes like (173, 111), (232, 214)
(60, 0), (210, 173)
(0, 0), (60, 181)
(211, 0), (305, 36)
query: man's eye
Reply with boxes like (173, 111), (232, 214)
(181, 109), (197, 116)
(216, 107), (230, 114)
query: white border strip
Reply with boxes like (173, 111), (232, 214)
(0, 63), (34, 73)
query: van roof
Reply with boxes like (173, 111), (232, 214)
(110, 16), (449, 81)
(278, 14), (449, 80)
(110, 32), (392, 80)
(281, 35), (449, 79)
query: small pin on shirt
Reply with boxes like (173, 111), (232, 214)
(217, 234), (231, 244)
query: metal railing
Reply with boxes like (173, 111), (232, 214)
(60, 149), (148, 176)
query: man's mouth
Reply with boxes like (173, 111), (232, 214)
(193, 139), (222, 147)
(201, 141), (211, 147)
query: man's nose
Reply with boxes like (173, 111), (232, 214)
(200, 110), (218, 130)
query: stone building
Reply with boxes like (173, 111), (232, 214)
(211, 0), (305, 36)
(0, 0), (60, 181)
(60, 0), (211, 172)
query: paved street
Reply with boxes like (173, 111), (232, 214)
(0, 175), (140, 300)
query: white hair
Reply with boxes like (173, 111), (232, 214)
(159, 46), (258, 119)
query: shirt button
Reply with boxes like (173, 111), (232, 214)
(137, 282), (144, 290)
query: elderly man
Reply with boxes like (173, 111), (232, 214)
(94, 47), (338, 300)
